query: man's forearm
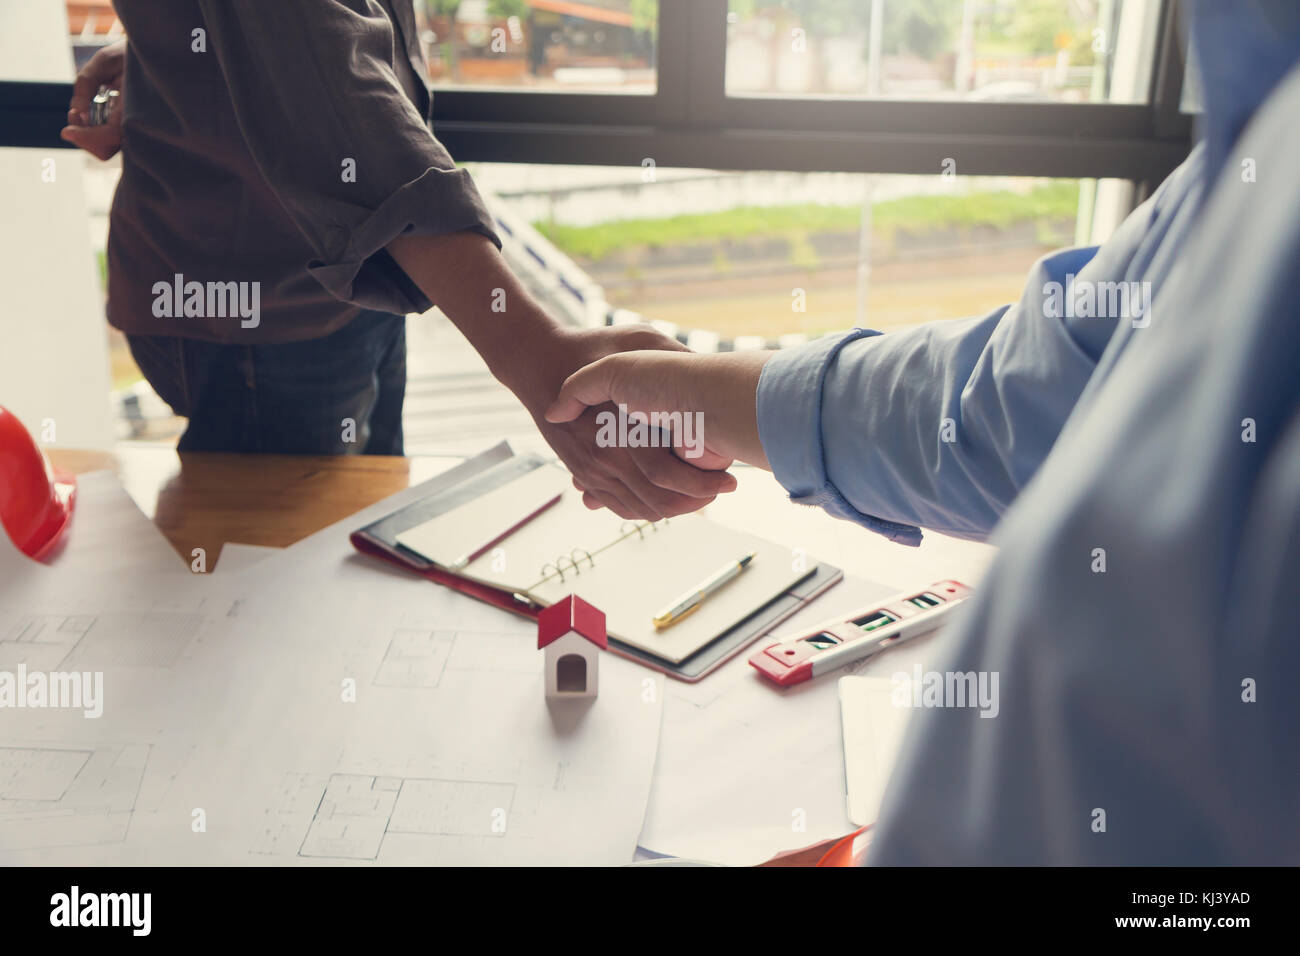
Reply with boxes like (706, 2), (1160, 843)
(387, 232), (570, 404)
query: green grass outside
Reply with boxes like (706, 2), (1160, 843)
(534, 181), (1081, 262)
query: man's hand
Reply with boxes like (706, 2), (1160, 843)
(525, 326), (738, 519)
(546, 349), (776, 471)
(60, 40), (126, 160)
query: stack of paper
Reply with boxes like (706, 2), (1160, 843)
(0, 471), (663, 865)
(1, 465), (924, 866)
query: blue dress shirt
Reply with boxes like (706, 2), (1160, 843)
(756, 0), (1300, 863)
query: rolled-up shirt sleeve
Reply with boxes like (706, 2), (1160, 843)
(757, 328), (926, 545)
(755, 152), (1203, 544)
(196, 0), (500, 314)
(758, 247), (1109, 544)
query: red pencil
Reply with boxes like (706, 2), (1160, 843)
(449, 492), (563, 569)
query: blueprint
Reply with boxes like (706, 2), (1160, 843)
(0, 466), (664, 865)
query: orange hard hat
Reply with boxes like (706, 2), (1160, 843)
(0, 406), (76, 560)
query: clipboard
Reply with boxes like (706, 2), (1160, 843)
(350, 442), (843, 682)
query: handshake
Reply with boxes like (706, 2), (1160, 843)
(520, 325), (776, 521)
(60, 41), (769, 505)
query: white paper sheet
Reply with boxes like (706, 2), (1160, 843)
(0, 498), (241, 861)
(210, 543), (279, 578)
(3, 469), (665, 865)
(637, 575), (950, 865)
(47, 470), (184, 576)
(839, 674), (917, 827)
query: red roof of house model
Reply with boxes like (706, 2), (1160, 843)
(538, 594), (608, 650)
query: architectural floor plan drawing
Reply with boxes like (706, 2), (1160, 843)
(0, 614), (93, 672)
(255, 771), (516, 861)
(1, 610), (206, 672)
(0, 742), (150, 851)
(198, 615), (664, 866)
(370, 621), (546, 689)
(0, 468), (668, 865)
(372, 628), (457, 689)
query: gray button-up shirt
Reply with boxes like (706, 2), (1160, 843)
(107, 0), (499, 343)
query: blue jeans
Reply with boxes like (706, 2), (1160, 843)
(126, 310), (406, 455)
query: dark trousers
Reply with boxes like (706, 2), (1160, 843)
(126, 310), (406, 455)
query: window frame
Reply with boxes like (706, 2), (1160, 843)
(431, 0), (1192, 188)
(2, 0), (1193, 189)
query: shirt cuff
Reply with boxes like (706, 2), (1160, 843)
(757, 329), (924, 546)
(306, 165), (502, 316)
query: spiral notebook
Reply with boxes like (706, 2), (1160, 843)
(350, 443), (843, 679)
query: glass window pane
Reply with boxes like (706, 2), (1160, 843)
(420, 0), (658, 92)
(726, 0), (1160, 104)
(472, 163), (1105, 342)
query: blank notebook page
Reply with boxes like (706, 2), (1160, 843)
(530, 518), (809, 664)
(396, 463), (810, 664)
(394, 465), (573, 569)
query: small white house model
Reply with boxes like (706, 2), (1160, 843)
(538, 594), (606, 699)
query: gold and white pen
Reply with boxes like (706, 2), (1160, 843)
(653, 552), (757, 630)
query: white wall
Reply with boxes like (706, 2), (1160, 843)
(0, 0), (114, 449)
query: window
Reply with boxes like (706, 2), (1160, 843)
(473, 162), (1128, 342)
(428, 0), (1190, 184)
(725, 0), (1161, 105)
(11, 0), (1194, 181)
(419, 0), (659, 93)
